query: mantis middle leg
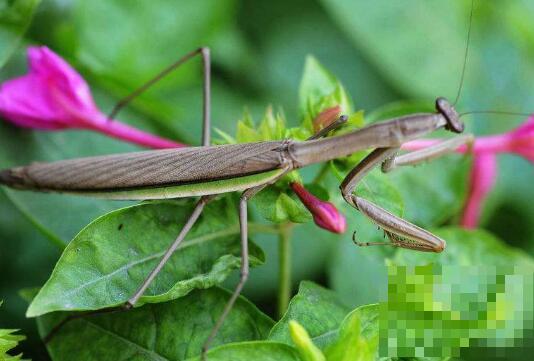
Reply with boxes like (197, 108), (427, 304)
(201, 184), (268, 359)
(107, 47), (212, 146)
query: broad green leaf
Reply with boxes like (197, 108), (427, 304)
(327, 235), (390, 309)
(38, 288), (275, 361)
(0, 0), (40, 68)
(185, 342), (300, 361)
(324, 304), (379, 361)
(269, 281), (350, 349)
(27, 198), (265, 317)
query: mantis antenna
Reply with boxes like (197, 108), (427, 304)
(453, 0), (532, 120)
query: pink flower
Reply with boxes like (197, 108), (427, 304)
(404, 116), (534, 160)
(290, 182), (346, 233)
(461, 153), (497, 228)
(403, 116), (534, 228)
(0, 46), (184, 149)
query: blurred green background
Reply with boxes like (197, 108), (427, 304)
(0, 0), (533, 359)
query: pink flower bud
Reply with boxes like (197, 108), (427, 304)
(312, 105), (341, 133)
(290, 182), (346, 233)
(0, 46), (184, 149)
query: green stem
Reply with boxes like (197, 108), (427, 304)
(248, 222), (280, 235)
(277, 223), (293, 318)
(312, 162), (330, 184)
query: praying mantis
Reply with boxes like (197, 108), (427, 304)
(0, 50), (471, 354)
(1, 0), (525, 359)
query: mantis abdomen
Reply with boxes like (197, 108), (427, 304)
(0, 141), (287, 194)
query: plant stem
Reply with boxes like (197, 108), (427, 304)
(277, 222), (293, 318)
(312, 162), (330, 184)
(248, 222), (280, 235)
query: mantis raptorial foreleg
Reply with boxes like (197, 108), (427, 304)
(340, 147), (446, 252)
(107, 47), (212, 146)
(307, 115), (348, 140)
(382, 134), (474, 172)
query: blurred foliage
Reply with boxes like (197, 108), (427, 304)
(0, 301), (26, 360)
(0, 0), (533, 360)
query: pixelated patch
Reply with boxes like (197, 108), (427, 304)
(380, 264), (534, 358)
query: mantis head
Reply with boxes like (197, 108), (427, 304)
(436, 97), (464, 134)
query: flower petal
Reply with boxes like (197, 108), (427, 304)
(461, 153), (497, 229)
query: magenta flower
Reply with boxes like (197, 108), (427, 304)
(291, 182), (347, 233)
(0, 46), (184, 149)
(461, 153), (497, 228)
(403, 116), (534, 228)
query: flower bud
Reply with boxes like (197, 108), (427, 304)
(291, 182), (346, 233)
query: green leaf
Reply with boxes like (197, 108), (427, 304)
(0, 0), (40, 68)
(299, 56), (353, 121)
(235, 107), (288, 143)
(324, 304), (379, 361)
(39, 287), (275, 361)
(269, 281), (350, 349)
(0, 301), (26, 361)
(289, 321), (325, 361)
(254, 186), (312, 224)
(185, 342), (300, 361)
(330, 165), (404, 219)
(0, 101), (154, 247)
(355, 171), (404, 218)
(27, 198), (265, 317)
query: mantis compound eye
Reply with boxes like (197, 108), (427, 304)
(436, 97), (464, 133)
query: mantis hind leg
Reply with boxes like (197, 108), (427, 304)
(201, 184), (267, 360)
(340, 147), (446, 252)
(107, 47), (212, 146)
